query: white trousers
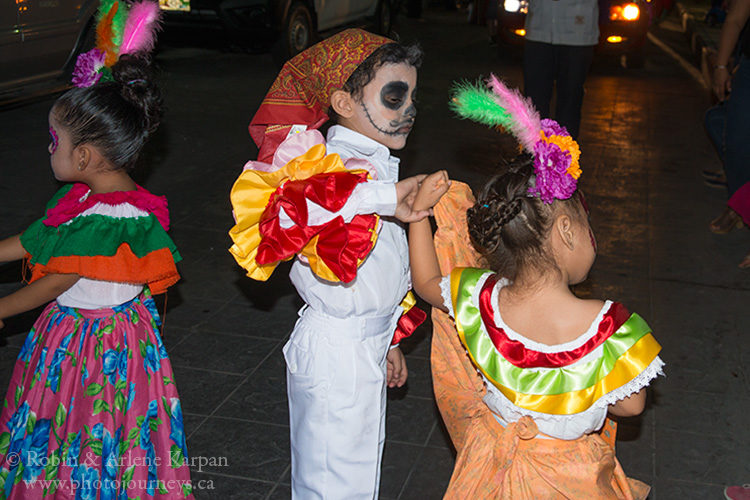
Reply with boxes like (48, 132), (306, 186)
(283, 306), (399, 500)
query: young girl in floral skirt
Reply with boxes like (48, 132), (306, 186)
(0, 2), (193, 497)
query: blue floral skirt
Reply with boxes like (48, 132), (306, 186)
(0, 291), (194, 499)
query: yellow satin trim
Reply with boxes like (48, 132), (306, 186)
(400, 291), (417, 313)
(228, 144), (377, 282)
(489, 334), (661, 415)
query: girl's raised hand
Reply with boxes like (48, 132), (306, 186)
(414, 170), (450, 211)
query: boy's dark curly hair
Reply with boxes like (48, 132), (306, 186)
(328, 42), (423, 121)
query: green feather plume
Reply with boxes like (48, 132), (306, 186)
(96, 0), (116, 20)
(449, 81), (513, 130)
(111, 0), (127, 47)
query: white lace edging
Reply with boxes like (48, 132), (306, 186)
(481, 355), (665, 439)
(591, 355), (665, 409)
(490, 278), (615, 353)
(439, 276), (454, 318)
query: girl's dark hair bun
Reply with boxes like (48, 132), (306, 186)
(111, 55), (163, 135)
(53, 54), (164, 171)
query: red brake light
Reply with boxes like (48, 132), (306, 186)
(610, 3), (640, 21)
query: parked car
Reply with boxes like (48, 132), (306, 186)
(0, 0), (98, 106)
(159, 0), (395, 61)
(497, 0), (658, 67)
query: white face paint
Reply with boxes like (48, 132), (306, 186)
(349, 62), (418, 150)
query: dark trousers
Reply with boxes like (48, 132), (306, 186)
(522, 40), (595, 139)
(704, 55), (750, 197)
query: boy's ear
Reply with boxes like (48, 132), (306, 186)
(330, 89), (356, 119)
(556, 214), (575, 250)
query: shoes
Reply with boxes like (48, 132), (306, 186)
(740, 251), (750, 269)
(725, 484), (750, 500)
(702, 169), (728, 188)
(705, 177), (729, 188)
(710, 208), (744, 234)
(702, 168), (726, 180)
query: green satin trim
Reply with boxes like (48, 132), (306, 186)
(452, 268), (653, 396)
(22, 213), (181, 265)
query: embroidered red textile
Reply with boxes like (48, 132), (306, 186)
(391, 305), (427, 345)
(256, 170), (377, 283)
(249, 29), (392, 163)
(478, 274), (631, 368)
(44, 183), (170, 230)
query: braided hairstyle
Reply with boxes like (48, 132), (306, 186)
(52, 55), (163, 171)
(466, 153), (583, 281)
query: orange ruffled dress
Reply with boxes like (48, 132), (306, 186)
(431, 182), (654, 500)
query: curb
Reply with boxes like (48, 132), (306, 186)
(674, 1), (717, 89)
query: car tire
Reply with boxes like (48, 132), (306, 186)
(277, 1), (314, 62)
(375, 0), (393, 36)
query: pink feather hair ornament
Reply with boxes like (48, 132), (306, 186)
(451, 74), (583, 204)
(486, 74), (542, 153)
(71, 0), (161, 88)
(119, 1), (162, 56)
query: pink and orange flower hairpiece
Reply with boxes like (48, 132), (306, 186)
(450, 74), (582, 204)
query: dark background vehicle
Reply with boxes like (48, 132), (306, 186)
(159, 0), (396, 62)
(497, 0), (665, 68)
(0, 0), (98, 106)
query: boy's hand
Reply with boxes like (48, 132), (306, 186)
(386, 346), (408, 388)
(395, 175), (430, 223)
(413, 170), (450, 212)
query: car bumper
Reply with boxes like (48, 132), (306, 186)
(160, 0), (277, 38)
(498, 11), (649, 54)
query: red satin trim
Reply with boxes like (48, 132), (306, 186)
(44, 183), (170, 231)
(256, 171), (377, 283)
(392, 305), (427, 345)
(478, 275), (630, 368)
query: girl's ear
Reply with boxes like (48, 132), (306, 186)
(330, 89), (356, 119)
(555, 214), (575, 250)
(74, 145), (91, 172)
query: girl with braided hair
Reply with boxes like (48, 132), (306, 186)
(407, 77), (663, 499)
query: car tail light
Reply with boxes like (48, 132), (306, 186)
(607, 35), (626, 43)
(610, 3), (640, 21)
(504, 0), (528, 13)
(515, 29), (526, 36)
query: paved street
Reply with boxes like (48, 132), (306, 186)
(1, 5), (749, 499)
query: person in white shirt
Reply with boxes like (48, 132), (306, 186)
(230, 29), (434, 499)
(523, 0), (599, 138)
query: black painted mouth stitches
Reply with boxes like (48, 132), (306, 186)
(362, 103), (414, 137)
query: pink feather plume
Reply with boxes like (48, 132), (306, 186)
(119, 1), (161, 56)
(487, 74), (541, 152)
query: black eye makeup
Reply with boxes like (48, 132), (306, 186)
(380, 81), (409, 110)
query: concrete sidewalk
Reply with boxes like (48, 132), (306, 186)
(0, 5), (749, 499)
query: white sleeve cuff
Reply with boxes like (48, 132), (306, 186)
(278, 181), (397, 229)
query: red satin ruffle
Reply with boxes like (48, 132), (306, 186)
(478, 275), (630, 368)
(256, 171), (377, 283)
(392, 305), (427, 345)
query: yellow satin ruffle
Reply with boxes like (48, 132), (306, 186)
(228, 144), (377, 282)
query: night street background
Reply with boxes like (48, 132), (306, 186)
(1, 3), (749, 498)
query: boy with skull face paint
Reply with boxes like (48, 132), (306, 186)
(229, 30), (440, 499)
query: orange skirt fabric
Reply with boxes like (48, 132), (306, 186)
(432, 182), (649, 500)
